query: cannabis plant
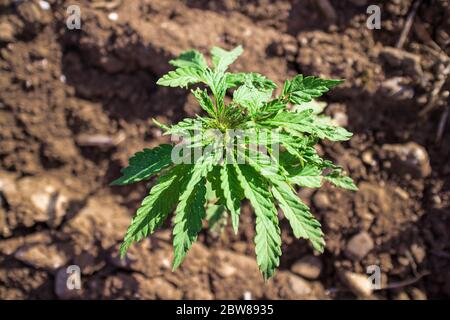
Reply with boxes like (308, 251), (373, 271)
(112, 46), (357, 279)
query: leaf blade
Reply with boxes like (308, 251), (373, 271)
(111, 145), (173, 186)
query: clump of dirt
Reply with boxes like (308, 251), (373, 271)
(0, 0), (449, 299)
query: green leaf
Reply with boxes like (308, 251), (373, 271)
(111, 145), (173, 185)
(234, 163), (281, 279)
(206, 166), (225, 203)
(325, 170), (358, 191)
(287, 164), (323, 188)
(172, 178), (207, 270)
(211, 45), (243, 72)
(226, 72), (277, 90)
(220, 164), (243, 234)
(192, 88), (217, 117)
(263, 110), (352, 142)
(282, 75), (343, 104)
(203, 69), (227, 111)
(172, 151), (222, 269)
(119, 165), (192, 257)
(157, 67), (204, 88)
(293, 99), (327, 115)
(169, 50), (208, 70)
(271, 180), (325, 252)
(233, 82), (273, 115)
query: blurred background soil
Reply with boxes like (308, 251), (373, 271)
(0, 0), (449, 299)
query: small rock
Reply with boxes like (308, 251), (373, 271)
(409, 287), (427, 300)
(317, 0), (337, 24)
(380, 142), (431, 178)
(217, 262), (237, 278)
(108, 12), (119, 21)
(243, 291), (252, 300)
(380, 47), (423, 78)
(339, 271), (373, 298)
(288, 274), (312, 296)
(362, 150), (376, 166)
(291, 255), (323, 280)
(38, 1), (50, 10)
(313, 192), (331, 210)
(0, 22), (15, 42)
(410, 244), (426, 264)
(15, 243), (69, 271)
(346, 231), (374, 260)
(393, 291), (410, 300)
(380, 77), (414, 100)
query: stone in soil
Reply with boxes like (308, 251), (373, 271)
(339, 270), (373, 298)
(380, 142), (431, 179)
(291, 255), (323, 280)
(345, 231), (374, 261)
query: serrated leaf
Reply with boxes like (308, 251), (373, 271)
(119, 165), (192, 257)
(220, 164), (243, 234)
(192, 88), (217, 117)
(211, 45), (243, 72)
(271, 180), (325, 252)
(283, 75), (343, 104)
(325, 170), (358, 191)
(172, 151), (222, 269)
(287, 164), (323, 188)
(226, 72), (277, 90)
(234, 163), (281, 280)
(172, 178), (207, 270)
(111, 145), (173, 186)
(263, 110), (352, 142)
(203, 69), (227, 111)
(233, 82), (273, 115)
(157, 67), (204, 88)
(169, 50), (208, 70)
(293, 99), (327, 115)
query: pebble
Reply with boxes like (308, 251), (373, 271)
(38, 1), (50, 10)
(108, 12), (119, 21)
(362, 150), (376, 166)
(339, 271), (373, 298)
(380, 142), (431, 178)
(243, 291), (252, 300)
(313, 192), (331, 210)
(291, 255), (323, 280)
(345, 231), (374, 260)
(14, 243), (68, 271)
(380, 47), (423, 78)
(288, 274), (312, 296)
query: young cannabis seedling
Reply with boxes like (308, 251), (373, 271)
(112, 46), (357, 279)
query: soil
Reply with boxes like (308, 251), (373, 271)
(0, 0), (449, 299)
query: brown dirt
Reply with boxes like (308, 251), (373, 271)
(0, 0), (449, 299)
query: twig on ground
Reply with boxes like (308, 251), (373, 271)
(431, 250), (450, 260)
(396, 0), (423, 49)
(419, 62), (450, 117)
(436, 105), (449, 143)
(378, 271), (430, 290)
